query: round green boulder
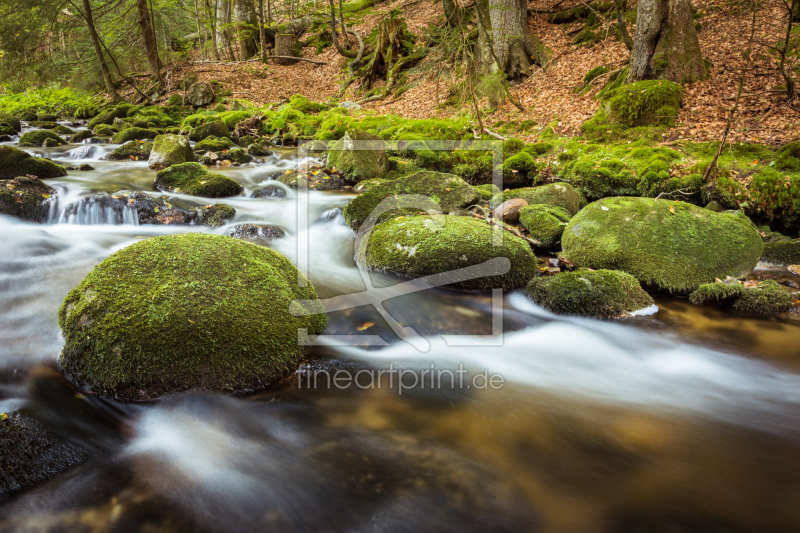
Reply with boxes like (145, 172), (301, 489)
(58, 233), (328, 400)
(154, 162), (243, 197)
(561, 197), (764, 293)
(356, 214), (538, 291)
(526, 269), (654, 318)
(519, 204), (572, 249)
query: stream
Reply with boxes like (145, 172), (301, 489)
(1, 123), (800, 532)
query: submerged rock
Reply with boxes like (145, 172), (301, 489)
(0, 146), (67, 179)
(58, 233), (327, 400)
(356, 214), (538, 291)
(154, 162), (243, 197)
(561, 197), (764, 293)
(526, 269), (654, 319)
(0, 413), (87, 495)
(326, 129), (387, 182)
(148, 134), (195, 170)
(227, 223), (285, 242)
(0, 176), (56, 222)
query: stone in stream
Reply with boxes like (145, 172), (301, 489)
(148, 134), (195, 170)
(689, 279), (793, 315)
(277, 168), (344, 190)
(561, 197), (764, 293)
(0, 135), (12, 142)
(103, 141), (153, 161)
(154, 162), (243, 198)
(492, 198), (527, 223)
(0, 122), (16, 136)
(0, 412), (87, 496)
(186, 81), (215, 107)
(343, 170), (480, 230)
(0, 146), (67, 179)
(70, 129), (95, 143)
(355, 214), (538, 291)
(57, 233), (327, 400)
(0, 113), (21, 132)
(18, 130), (67, 147)
(519, 204), (572, 250)
(226, 223), (286, 242)
(251, 184), (286, 198)
(0, 176), (56, 222)
(526, 269), (654, 319)
(195, 135), (235, 152)
(111, 127), (158, 144)
(326, 129), (387, 183)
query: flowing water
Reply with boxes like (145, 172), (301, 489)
(1, 124), (800, 532)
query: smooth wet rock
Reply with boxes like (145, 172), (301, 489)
(186, 81), (215, 107)
(154, 162), (242, 198)
(326, 129), (387, 182)
(227, 223), (285, 242)
(493, 198), (527, 223)
(65, 164), (95, 171)
(526, 269), (654, 319)
(148, 134), (195, 170)
(0, 146), (67, 179)
(561, 197), (764, 293)
(58, 233), (327, 400)
(0, 176), (56, 222)
(251, 184), (286, 198)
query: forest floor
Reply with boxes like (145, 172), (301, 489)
(172, 0), (799, 145)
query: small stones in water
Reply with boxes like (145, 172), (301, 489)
(226, 223), (286, 243)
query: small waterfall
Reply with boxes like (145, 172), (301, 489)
(67, 145), (97, 159)
(59, 196), (139, 225)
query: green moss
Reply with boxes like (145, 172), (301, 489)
(167, 94), (184, 106)
(501, 152), (538, 184)
(0, 146), (67, 178)
(776, 142), (800, 172)
(584, 80), (683, 136)
(0, 122), (16, 136)
(148, 134), (196, 170)
(111, 127), (158, 144)
(189, 120), (230, 141)
(216, 110), (251, 130)
(105, 141), (153, 161)
(289, 95), (328, 113)
(200, 203), (237, 227)
(688, 282), (745, 305)
(356, 214), (538, 291)
(0, 176), (56, 221)
(526, 269), (654, 318)
(87, 104), (133, 129)
(18, 130), (66, 146)
(93, 125), (115, 137)
(343, 170), (479, 230)
(731, 280), (793, 314)
(761, 239), (800, 266)
(522, 142), (554, 156)
(0, 113), (21, 131)
(226, 148), (252, 164)
(51, 124), (74, 135)
(27, 121), (58, 129)
(474, 183), (500, 201)
(326, 129), (387, 182)
(195, 136), (236, 152)
(154, 162), (243, 197)
(491, 183), (584, 215)
(70, 130), (95, 143)
(561, 197), (764, 293)
(451, 154), (493, 185)
(519, 204), (572, 249)
(748, 169), (799, 221)
(57, 233), (327, 400)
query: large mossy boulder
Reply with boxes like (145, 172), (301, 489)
(58, 233), (328, 400)
(584, 80), (683, 130)
(154, 162), (243, 197)
(491, 183), (585, 216)
(343, 170), (479, 230)
(561, 197), (764, 293)
(189, 120), (229, 141)
(519, 204), (572, 249)
(18, 130), (67, 147)
(148, 134), (195, 170)
(0, 146), (67, 179)
(326, 129), (388, 182)
(526, 269), (654, 319)
(104, 141), (153, 161)
(0, 176), (56, 222)
(355, 214), (538, 291)
(186, 81), (215, 107)
(111, 127), (158, 144)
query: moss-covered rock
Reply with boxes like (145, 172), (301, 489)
(0, 113), (21, 132)
(561, 197), (764, 293)
(326, 129), (388, 182)
(356, 214), (538, 291)
(148, 134), (195, 170)
(688, 281), (746, 305)
(154, 162), (243, 197)
(70, 129), (95, 143)
(111, 127), (158, 144)
(491, 183), (585, 215)
(731, 280), (793, 314)
(290, 94), (328, 113)
(583, 80), (683, 133)
(519, 204), (572, 249)
(500, 152), (538, 189)
(343, 170), (480, 230)
(0, 176), (57, 222)
(87, 104), (132, 129)
(775, 142), (800, 172)
(18, 130), (66, 147)
(57, 233), (327, 400)
(104, 141), (153, 161)
(526, 269), (654, 318)
(0, 122), (17, 136)
(189, 120), (230, 141)
(226, 223), (286, 243)
(186, 81), (215, 107)
(474, 183), (500, 201)
(0, 413), (86, 495)
(761, 239), (800, 266)
(277, 168), (343, 190)
(0, 146), (67, 179)
(93, 125), (115, 137)
(51, 124), (75, 135)
(200, 203), (236, 227)
(226, 147), (252, 164)
(195, 135), (236, 152)
(26, 121), (58, 129)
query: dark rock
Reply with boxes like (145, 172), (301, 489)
(0, 176), (57, 222)
(0, 146), (67, 179)
(277, 168), (344, 191)
(251, 184), (287, 198)
(226, 223), (285, 242)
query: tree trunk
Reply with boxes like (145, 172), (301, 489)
(234, 0), (259, 60)
(615, 0), (633, 51)
(258, 0), (267, 61)
(136, 0), (162, 78)
(275, 34), (298, 64)
(627, 0), (707, 84)
(208, 0), (221, 60)
(81, 0), (121, 101)
(474, 0), (551, 79)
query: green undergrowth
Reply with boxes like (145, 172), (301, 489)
(0, 87), (95, 118)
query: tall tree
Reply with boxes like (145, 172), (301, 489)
(136, 0), (162, 79)
(234, 0), (259, 60)
(626, 0), (707, 83)
(473, 0), (551, 79)
(78, 0), (121, 100)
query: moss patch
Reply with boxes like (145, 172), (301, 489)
(583, 80), (683, 135)
(731, 280), (793, 314)
(189, 120), (230, 141)
(326, 129), (388, 182)
(112, 127), (158, 144)
(761, 239), (800, 266)
(105, 141), (153, 161)
(155, 162), (243, 197)
(18, 130), (66, 146)
(688, 281), (745, 305)
(519, 204), (572, 249)
(491, 183), (584, 215)
(196, 136), (236, 152)
(0, 146), (67, 178)
(58, 233), (327, 400)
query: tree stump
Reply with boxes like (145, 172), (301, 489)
(274, 34), (298, 65)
